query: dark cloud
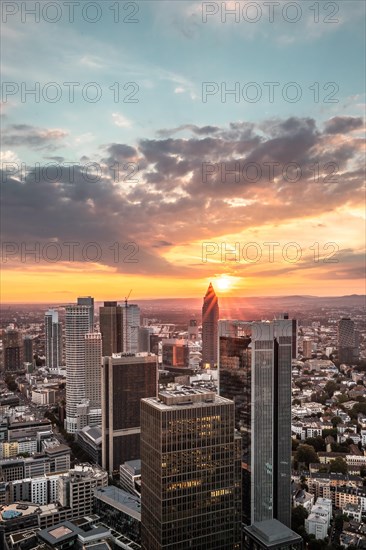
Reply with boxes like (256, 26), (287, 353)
(2, 124), (67, 150)
(157, 124), (220, 137)
(153, 241), (174, 248)
(324, 116), (364, 134)
(1, 116), (364, 280)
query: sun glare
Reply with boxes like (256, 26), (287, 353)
(215, 275), (235, 292)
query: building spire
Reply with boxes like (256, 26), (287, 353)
(205, 282), (216, 297)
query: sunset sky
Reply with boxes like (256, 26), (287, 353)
(1, 0), (365, 302)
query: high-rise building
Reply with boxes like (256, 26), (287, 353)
(99, 301), (140, 355)
(3, 329), (23, 372)
(123, 304), (140, 353)
(202, 283), (219, 367)
(23, 336), (34, 364)
(65, 304), (92, 433)
(85, 332), (102, 409)
(138, 327), (151, 352)
(101, 353), (157, 474)
(77, 296), (94, 330)
(45, 309), (63, 370)
(140, 388), (242, 550)
(338, 317), (355, 364)
(219, 318), (293, 527)
(99, 301), (123, 356)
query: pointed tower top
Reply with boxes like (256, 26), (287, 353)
(205, 282), (216, 297)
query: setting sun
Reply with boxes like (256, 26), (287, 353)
(214, 275), (238, 292)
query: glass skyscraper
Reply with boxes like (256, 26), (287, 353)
(218, 318), (293, 527)
(141, 388), (241, 550)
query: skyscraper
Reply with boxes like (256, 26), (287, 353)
(77, 296), (94, 330)
(338, 317), (355, 364)
(140, 388), (242, 549)
(99, 301), (123, 356)
(65, 304), (92, 433)
(23, 336), (34, 364)
(202, 283), (219, 367)
(44, 309), (63, 370)
(85, 332), (102, 409)
(99, 301), (140, 355)
(219, 317), (293, 527)
(3, 329), (23, 372)
(101, 353), (157, 474)
(123, 303), (140, 353)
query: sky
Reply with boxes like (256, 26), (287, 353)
(1, 0), (365, 302)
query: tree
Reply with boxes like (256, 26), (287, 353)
(331, 442), (350, 453)
(294, 444), (319, 468)
(329, 457), (347, 474)
(305, 436), (326, 452)
(331, 416), (343, 427)
(291, 505), (308, 533)
(292, 438), (300, 451)
(324, 380), (339, 397)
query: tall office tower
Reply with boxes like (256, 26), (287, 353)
(3, 329), (23, 372)
(302, 339), (313, 358)
(85, 333), (102, 409)
(338, 317), (355, 364)
(219, 318), (293, 527)
(65, 304), (92, 433)
(140, 388), (242, 550)
(23, 336), (34, 364)
(202, 283), (219, 367)
(101, 353), (157, 474)
(44, 309), (63, 370)
(77, 296), (94, 330)
(123, 304), (140, 353)
(99, 301), (124, 356)
(99, 301), (141, 355)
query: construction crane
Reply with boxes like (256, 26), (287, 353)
(125, 289), (132, 308)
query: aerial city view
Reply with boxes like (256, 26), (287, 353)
(0, 1), (365, 549)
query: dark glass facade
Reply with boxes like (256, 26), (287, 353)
(99, 301), (123, 357)
(219, 335), (252, 524)
(219, 320), (292, 528)
(101, 354), (158, 474)
(141, 392), (241, 550)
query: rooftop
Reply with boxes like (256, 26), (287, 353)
(94, 486), (141, 520)
(144, 386), (231, 409)
(244, 519), (302, 547)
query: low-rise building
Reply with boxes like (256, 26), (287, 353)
(342, 503), (362, 522)
(305, 513), (328, 540)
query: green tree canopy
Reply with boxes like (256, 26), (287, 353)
(294, 444), (319, 468)
(291, 505), (309, 533)
(329, 457), (347, 474)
